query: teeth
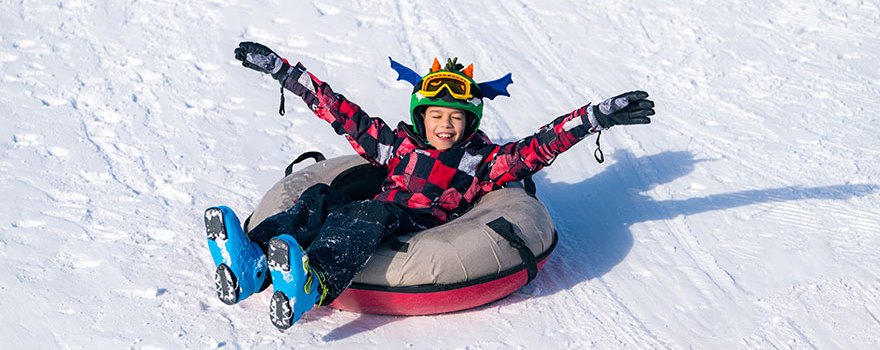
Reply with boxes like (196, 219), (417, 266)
(436, 133), (453, 139)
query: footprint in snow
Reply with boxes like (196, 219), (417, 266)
(13, 40), (37, 49)
(13, 133), (42, 147)
(0, 52), (17, 62)
(47, 146), (70, 159)
(314, 1), (341, 16)
(13, 220), (46, 228)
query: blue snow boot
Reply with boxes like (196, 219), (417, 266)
(204, 206), (268, 305)
(267, 234), (328, 330)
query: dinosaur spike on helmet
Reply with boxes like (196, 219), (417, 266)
(431, 58), (442, 73)
(462, 64), (474, 78)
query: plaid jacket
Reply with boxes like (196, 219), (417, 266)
(283, 62), (601, 226)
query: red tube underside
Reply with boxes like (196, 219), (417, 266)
(328, 257), (549, 316)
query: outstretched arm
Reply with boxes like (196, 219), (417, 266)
(487, 91), (655, 186)
(233, 42), (397, 166)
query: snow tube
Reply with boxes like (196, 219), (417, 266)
(245, 153), (557, 316)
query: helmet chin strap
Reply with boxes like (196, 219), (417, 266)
(414, 107), (427, 137)
(462, 111), (479, 140)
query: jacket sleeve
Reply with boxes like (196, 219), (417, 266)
(486, 104), (601, 186)
(281, 62), (397, 166)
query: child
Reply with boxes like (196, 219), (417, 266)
(205, 42), (656, 330)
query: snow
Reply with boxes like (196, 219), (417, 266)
(1, 0), (879, 348)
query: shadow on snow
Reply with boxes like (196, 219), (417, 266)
(309, 149), (877, 339)
(529, 149), (877, 296)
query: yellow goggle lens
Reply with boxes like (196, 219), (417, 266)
(419, 72), (473, 100)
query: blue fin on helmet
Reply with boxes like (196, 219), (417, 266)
(389, 57), (421, 86)
(477, 73), (513, 100)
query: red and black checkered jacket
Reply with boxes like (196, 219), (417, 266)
(283, 62), (602, 226)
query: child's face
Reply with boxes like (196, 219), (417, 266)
(423, 106), (467, 150)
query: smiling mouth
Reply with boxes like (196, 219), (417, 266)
(435, 132), (455, 140)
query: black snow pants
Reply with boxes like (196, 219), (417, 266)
(247, 183), (427, 303)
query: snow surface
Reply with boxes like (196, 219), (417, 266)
(2, 0), (879, 348)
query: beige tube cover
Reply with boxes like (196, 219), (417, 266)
(247, 155), (556, 288)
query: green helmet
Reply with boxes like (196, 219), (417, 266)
(409, 58), (483, 137)
(389, 56), (513, 137)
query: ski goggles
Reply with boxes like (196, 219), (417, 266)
(418, 72), (475, 100)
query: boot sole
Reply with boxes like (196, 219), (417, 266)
(204, 207), (227, 241)
(214, 264), (240, 305)
(268, 238), (291, 273)
(270, 291), (294, 330)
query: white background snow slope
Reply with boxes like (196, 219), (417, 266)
(2, 0), (879, 348)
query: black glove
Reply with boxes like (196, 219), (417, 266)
(589, 91), (655, 129)
(234, 42), (292, 82)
